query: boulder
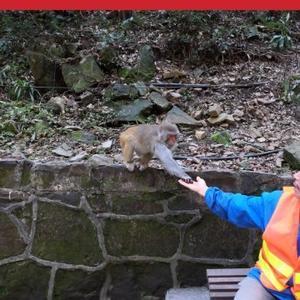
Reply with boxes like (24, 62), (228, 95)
(116, 99), (153, 122)
(165, 106), (200, 126)
(149, 91), (172, 111)
(104, 83), (139, 101)
(284, 141), (300, 169)
(26, 50), (65, 88)
(208, 104), (222, 117)
(62, 56), (104, 93)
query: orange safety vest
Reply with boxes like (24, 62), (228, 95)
(256, 187), (300, 299)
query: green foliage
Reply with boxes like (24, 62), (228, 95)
(0, 65), (40, 101)
(0, 101), (54, 139)
(10, 79), (40, 102)
(164, 11), (214, 33)
(0, 14), (35, 35)
(261, 12), (291, 35)
(0, 37), (11, 56)
(120, 15), (142, 31)
(211, 26), (238, 54)
(211, 131), (231, 146)
(95, 29), (126, 49)
(282, 75), (300, 104)
(245, 26), (259, 39)
(0, 65), (9, 86)
(271, 34), (292, 49)
(257, 12), (293, 49)
(0, 13), (37, 57)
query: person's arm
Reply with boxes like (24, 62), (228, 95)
(179, 176), (282, 230)
(205, 187), (281, 229)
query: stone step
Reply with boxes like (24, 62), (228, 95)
(165, 287), (209, 300)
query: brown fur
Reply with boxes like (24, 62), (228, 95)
(119, 122), (179, 170)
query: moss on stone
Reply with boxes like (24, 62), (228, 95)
(104, 219), (179, 257)
(0, 212), (26, 259)
(165, 214), (195, 224)
(108, 262), (172, 300)
(87, 191), (172, 215)
(32, 202), (103, 266)
(168, 191), (200, 211)
(12, 203), (32, 234)
(32, 169), (55, 189)
(183, 214), (250, 259)
(176, 261), (216, 287)
(20, 160), (32, 187)
(0, 261), (50, 300)
(80, 174), (93, 189)
(53, 269), (106, 300)
(37, 191), (82, 207)
(91, 166), (179, 194)
(0, 161), (18, 188)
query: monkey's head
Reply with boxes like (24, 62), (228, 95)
(159, 122), (179, 150)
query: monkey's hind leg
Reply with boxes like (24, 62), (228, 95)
(138, 153), (152, 171)
(121, 141), (135, 172)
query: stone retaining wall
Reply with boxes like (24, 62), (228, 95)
(0, 160), (293, 300)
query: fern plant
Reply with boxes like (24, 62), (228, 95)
(270, 13), (293, 49)
(10, 79), (40, 102)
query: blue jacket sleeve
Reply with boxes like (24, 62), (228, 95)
(204, 187), (282, 230)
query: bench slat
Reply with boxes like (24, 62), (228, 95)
(208, 276), (245, 283)
(209, 283), (240, 290)
(210, 291), (237, 298)
(207, 268), (249, 276)
(207, 268), (249, 299)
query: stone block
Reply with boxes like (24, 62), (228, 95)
(201, 170), (240, 193)
(168, 190), (201, 211)
(183, 214), (250, 260)
(239, 172), (293, 195)
(108, 262), (172, 300)
(104, 219), (179, 257)
(176, 261), (214, 287)
(53, 269), (106, 300)
(0, 261), (50, 300)
(31, 163), (56, 190)
(0, 212), (26, 259)
(32, 202), (103, 266)
(91, 166), (178, 193)
(0, 188), (30, 208)
(37, 191), (82, 207)
(0, 160), (20, 188)
(87, 191), (168, 215)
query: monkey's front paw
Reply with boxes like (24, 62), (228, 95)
(125, 162), (135, 172)
(182, 177), (193, 184)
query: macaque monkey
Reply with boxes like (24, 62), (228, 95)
(119, 122), (192, 183)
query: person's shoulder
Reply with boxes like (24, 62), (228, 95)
(261, 190), (283, 205)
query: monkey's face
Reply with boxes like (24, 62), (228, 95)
(166, 134), (177, 149)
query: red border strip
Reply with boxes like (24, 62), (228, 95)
(1, 0), (300, 10)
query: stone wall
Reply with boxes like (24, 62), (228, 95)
(0, 159), (293, 300)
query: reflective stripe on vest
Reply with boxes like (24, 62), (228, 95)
(293, 274), (300, 300)
(256, 187), (300, 297)
(262, 240), (293, 278)
(293, 291), (300, 299)
(257, 250), (286, 291)
(295, 273), (300, 284)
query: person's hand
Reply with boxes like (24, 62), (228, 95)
(178, 176), (208, 197)
(293, 171), (300, 196)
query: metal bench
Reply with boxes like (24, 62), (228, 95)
(207, 268), (250, 299)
